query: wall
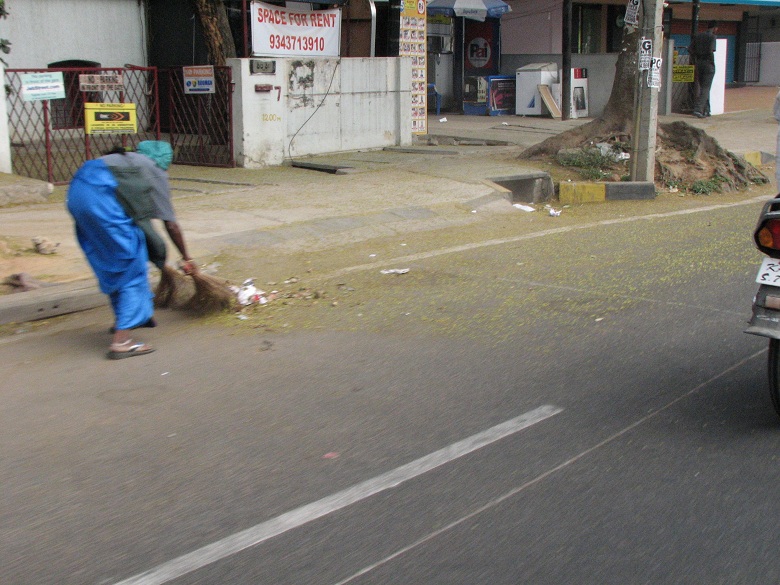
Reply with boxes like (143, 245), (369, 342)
(756, 10), (780, 43)
(0, 0), (146, 68)
(501, 53), (618, 117)
(501, 9), (561, 54)
(760, 42), (780, 85)
(230, 57), (412, 167)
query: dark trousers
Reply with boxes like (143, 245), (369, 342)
(694, 62), (715, 115)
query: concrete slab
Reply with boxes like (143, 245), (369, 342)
(0, 280), (102, 325)
(0, 173), (53, 206)
(490, 172), (554, 204)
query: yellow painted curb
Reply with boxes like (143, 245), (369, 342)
(744, 151), (762, 167)
(559, 182), (606, 205)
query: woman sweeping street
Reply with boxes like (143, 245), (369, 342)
(66, 158), (156, 359)
(102, 141), (197, 275)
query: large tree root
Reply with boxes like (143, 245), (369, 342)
(656, 121), (767, 191)
(519, 117), (768, 191)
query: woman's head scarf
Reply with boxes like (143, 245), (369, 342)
(137, 141), (174, 171)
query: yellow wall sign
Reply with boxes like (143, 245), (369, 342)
(84, 103), (138, 135)
(672, 65), (695, 83)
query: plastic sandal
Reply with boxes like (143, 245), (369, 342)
(107, 341), (155, 360)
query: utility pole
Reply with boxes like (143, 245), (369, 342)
(630, 0), (665, 181)
(562, 0), (572, 120)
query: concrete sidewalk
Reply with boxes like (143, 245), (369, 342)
(1, 93), (777, 326)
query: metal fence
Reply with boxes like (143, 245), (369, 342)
(162, 66), (234, 168)
(743, 42), (761, 84)
(6, 65), (234, 184)
(6, 67), (160, 184)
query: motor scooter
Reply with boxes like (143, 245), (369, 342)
(746, 194), (780, 415)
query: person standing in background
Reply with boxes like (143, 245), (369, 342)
(690, 21), (718, 119)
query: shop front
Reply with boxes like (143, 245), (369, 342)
(426, 0), (511, 114)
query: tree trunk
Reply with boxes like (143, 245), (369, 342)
(190, 0), (237, 66)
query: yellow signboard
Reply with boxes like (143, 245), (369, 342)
(672, 65), (695, 83)
(84, 102), (137, 135)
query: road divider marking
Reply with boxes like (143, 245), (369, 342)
(111, 405), (563, 585)
(333, 349), (767, 584)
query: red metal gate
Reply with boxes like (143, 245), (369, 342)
(5, 65), (234, 184)
(161, 67), (234, 168)
(5, 66), (160, 184)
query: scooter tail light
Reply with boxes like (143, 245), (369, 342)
(757, 219), (780, 251)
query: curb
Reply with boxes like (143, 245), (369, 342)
(559, 181), (656, 205)
(0, 280), (103, 326)
(743, 151), (775, 167)
(0, 173), (53, 206)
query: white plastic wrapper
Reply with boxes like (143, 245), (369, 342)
(231, 278), (267, 306)
(380, 268), (410, 275)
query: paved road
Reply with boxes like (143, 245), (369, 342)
(4, 185), (780, 584)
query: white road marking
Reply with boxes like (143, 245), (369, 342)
(333, 349), (767, 584)
(111, 405), (563, 585)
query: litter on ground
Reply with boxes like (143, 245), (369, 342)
(380, 268), (410, 275)
(32, 236), (59, 254)
(231, 278), (267, 306)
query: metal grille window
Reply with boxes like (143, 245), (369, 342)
(47, 61), (100, 130)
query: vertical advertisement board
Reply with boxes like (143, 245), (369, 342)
(464, 19), (499, 77)
(400, 0), (427, 134)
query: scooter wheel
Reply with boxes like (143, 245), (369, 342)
(768, 339), (780, 417)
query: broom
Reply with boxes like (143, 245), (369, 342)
(154, 264), (190, 308)
(183, 270), (236, 314)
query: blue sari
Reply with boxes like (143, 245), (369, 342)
(66, 159), (153, 330)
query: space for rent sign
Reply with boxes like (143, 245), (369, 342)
(251, 1), (341, 57)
